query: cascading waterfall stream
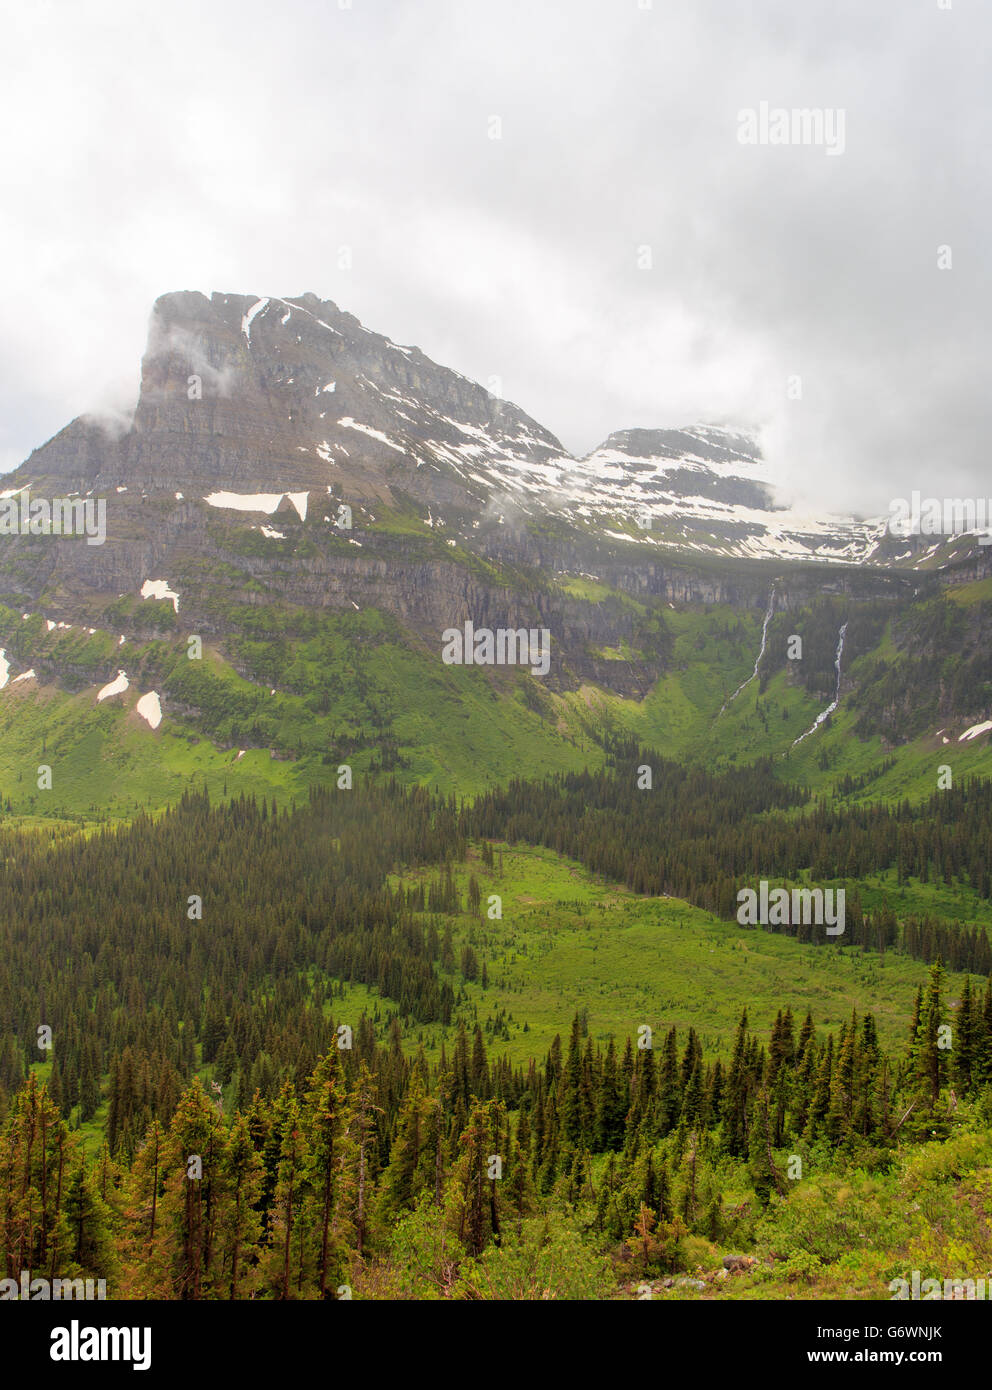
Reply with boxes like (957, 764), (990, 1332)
(792, 621), (848, 747)
(719, 587), (775, 715)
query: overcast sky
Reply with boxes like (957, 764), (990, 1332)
(0, 0), (987, 516)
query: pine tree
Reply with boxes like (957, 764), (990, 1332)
(219, 1112), (263, 1299)
(303, 1049), (347, 1298)
(265, 1082), (306, 1300)
(595, 1038), (626, 1151)
(953, 976), (978, 1093)
(911, 959), (946, 1109)
(450, 1099), (505, 1256)
(722, 1009), (750, 1157)
(378, 1073), (430, 1221)
(62, 1156), (118, 1286)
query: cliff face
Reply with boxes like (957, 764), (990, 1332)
(25, 290), (562, 500)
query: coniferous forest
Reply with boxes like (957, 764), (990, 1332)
(2, 757), (991, 1301)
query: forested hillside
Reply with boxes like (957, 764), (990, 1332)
(3, 959), (989, 1300)
(2, 769), (991, 1299)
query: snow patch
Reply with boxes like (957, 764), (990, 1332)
(959, 720), (992, 742)
(97, 670), (129, 702)
(205, 490), (283, 513)
(140, 579), (180, 613)
(241, 297), (270, 346)
(271, 298), (340, 338)
(338, 418), (406, 454)
(136, 691), (162, 729)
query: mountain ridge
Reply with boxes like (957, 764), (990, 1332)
(8, 289), (990, 580)
(9, 288), (972, 573)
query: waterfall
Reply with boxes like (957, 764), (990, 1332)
(719, 588), (775, 715)
(792, 621), (848, 747)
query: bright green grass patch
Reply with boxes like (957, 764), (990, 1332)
(381, 845), (960, 1065)
(946, 577), (992, 606)
(854, 868), (992, 927)
(554, 576), (647, 613)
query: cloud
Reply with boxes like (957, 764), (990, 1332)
(0, 0), (988, 518)
(79, 408), (135, 444)
(143, 314), (238, 401)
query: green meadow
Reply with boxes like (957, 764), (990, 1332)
(372, 845), (967, 1065)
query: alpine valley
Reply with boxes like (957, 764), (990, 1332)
(1, 292), (991, 1304)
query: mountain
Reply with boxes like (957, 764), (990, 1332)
(0, 289), (990, 817)
(4, 297), (992, 1317)
(12, 289), (983, 583)
(553, 426), (890, 565)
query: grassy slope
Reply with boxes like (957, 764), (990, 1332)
(377, 845), (969, 1064)
(0, 629), (593, 818)
(1, 563), (990, 816)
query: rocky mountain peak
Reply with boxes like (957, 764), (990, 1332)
(6, 290), (984, 576)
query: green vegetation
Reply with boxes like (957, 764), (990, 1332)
(1, 536), (991, 1303)
(0, 769), (990, 1300)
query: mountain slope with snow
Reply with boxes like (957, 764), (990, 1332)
(5, 289), (991, 601)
